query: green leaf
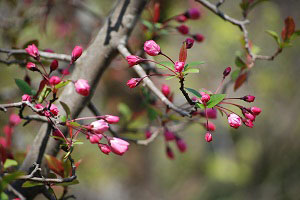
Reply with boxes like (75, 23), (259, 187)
(235, 56), (246, 68)
(185, 87), (202, 98)
(195, 102), (204, 109)
(54, 80), (70, 89)
(1, 171), (24, 190)
(154, 22), (163, 29)
(118, 103), (132, 121)
(55, 179), (79, 186)
(185, 61), (205, 68)
(147, 107), (158, 121)
(183, 68), (200, 74)
(141, 19), (153, 31)
(15, 79), (33, 95)
(22, 181), (44, 188)
(156, 61), (174, 70)
(266, 30), (281, 45)
(60, 115), (67, 123)
(165, 76), (176, 80)
(231, 69), (240, 81)
(73, 141), (84, 145)
(0, 192), (9, 200)
(60, 101), (71, 117)
(38, 86), (51, 103)
(293, 30), (300, 36)
(4, 159), (18, 169)
(206, 94), (226, 108)
(69, 122), (81, 127)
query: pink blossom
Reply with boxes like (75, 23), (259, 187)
(49, 104), (59, 116)
(175, 61), (185, 73)
(187, 8), (201, 19)
(201, 93), (210, 104)
(185, 38), (194, 49)
(228, 113), (242, 128)
(71, 46), (83, 63)
(243, 95), (255, 102)
(145, 130), (152, 139)
(243, 119), (254, 128)
(0, 137), (7, 148)
(127, 78), (141, 89)
(104, 115), (120, 124)
(161, 84), (170, 97)
(166, 146), (174, 159)
(223, 67), (231, 77)
(49, 76), (61, 85)
(244, 112), (255, 121)
(90, 120), (109, 134)
(126, 55), (143, 67)
(26, 62), (37, 71)
(176, 138), (187, 153)
(61, 68), (70, 75)
(50, 60), (59, 72)
(35, 104), (44, 110)
(9, 114), (21, 126)
(75, 79), (90, 96)
(98, 144), (111, 155)
(200, 108), (217, 119)
(175, 15), (187, 23)
(22, 94), (32, 102)
(89, 134), (102, 144)
(164, 130), (175, 141)
(144, 40), (161, 56)
(177, 25), (189, 35)
(25, 44), (40, 59)
(203, 121), (216, 132)
(3, 125), (12, 138)
(250, 106), (261, 116)
(193, 34), (205, 42)
(110, 137), (130, 156)
(205, 132), (212, 142)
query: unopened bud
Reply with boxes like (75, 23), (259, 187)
(223, 67), (231, 77)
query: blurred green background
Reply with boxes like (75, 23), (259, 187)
(1, 0), (300, 199)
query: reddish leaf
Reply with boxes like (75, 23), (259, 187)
(153, 3), (160, 23)
(179, 42), (187, 63)
(45, 154), (64, 177)
(281, 17), (295, 41)
(234, 73), (248, 91)
(35, 79), (48, 99)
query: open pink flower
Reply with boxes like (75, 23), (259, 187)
(228, 113), (242, 128)
(75, 79), (90, 96)
(25, 44), (40, 59)
(90, 120), (109, 134)
(144, 40), (161, 56)
(110, 137), (130, 156)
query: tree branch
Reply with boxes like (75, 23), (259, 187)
(117, 44), (191, 117)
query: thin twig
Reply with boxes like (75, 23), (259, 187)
(117, 44), (191, 117)
(7, 184), (26, 200)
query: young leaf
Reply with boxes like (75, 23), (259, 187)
(69, 122), (81, 127)
(3, 159), (18, 169)
(60, 115), (67, 123)
(206, 94), (226, 108)
(54, 80), (70, 89)
(60, 101), (71, 117)
(231, 69), (241, 81)
(234, 73), (248, 91)
(147, 107), (158, 121)
(183, 68), (200, 74)
(281, 16), (295, 41)
(179, 42), (187, 63)
(186, 61), (205, 68)
(235, 56), (246, 68)
(195, 102), (205, 109)
(153, 2), (160, 23)
(266, 30), (281, 45)
(156, 61), (174, 70)
(45, 154), (64, 177)
(165, 76), (176, 80)
(185, 87), (202, 98)
(22, 181), (44, 188)
(37, 86), (51, 103)
(141, 19), (153, 31)
(15, 79), (33, 95)
(118, 103), (132, 121)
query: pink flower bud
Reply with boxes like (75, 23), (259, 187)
(90, 119), (109, 134)
(89, 134), (102, 144)
(25, 44), (40, 59)
(205, 132), (212, 142)
(193, 34), (205, 42)
(49, 104), (59, 116)
(44, 48), (54, 53)
(243, 95), (255, 102)
(49, 76), (61, 85)
(61, 68), (70, 75)
(145, 130), (152, 139)
(75, 79), (90, 96)
(176, 138), (187, 153)
(50, 60), (59, 72)
(127, 78), (141, 89)
(35, 104), (44, 110)
(71, 46), (83, 63)
(110, 137), (130, 156)
(26, 62), (38, 71)
(98, 144), (111, 155)
(161, 84), (170, 97)
(104, 115), (119, 124)
(22, 94), (32, 102)
(186, 8), (201, 19)
(201, 93), (210, 104)
(175, 61), (185, 73)
(250, 106), (261, 116)
(203, 121), (216, 131)
(177, 25), (189, 35)
(166, 146), (175, 159)
(228, 113), (242, 129)
(164, 130), (176, 141)
(185, 38), (194, 49)
(175, 15), (187, 23)
(52, 129), (64, 140)
(243, 111), (255, 121)
(126, 55), (144, 67)
(200, 108), (217, 119)
(144, 40), (161, 56)
(0, 137), (7, 148)
(9, 114), (21, 126)
(4, 125), (12, 137)
(243, 119), (254, 128)
(223, 67), (231, 77)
